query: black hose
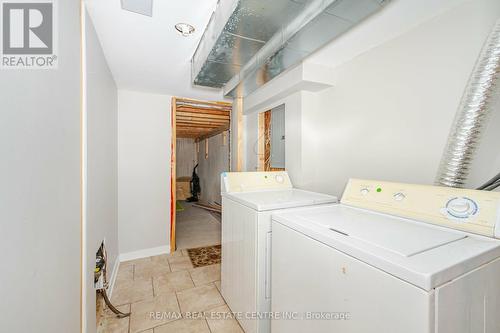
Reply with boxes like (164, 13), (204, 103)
(476, 171), (500, 190)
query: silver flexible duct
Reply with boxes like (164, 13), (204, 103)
(435, 19), (500, 188)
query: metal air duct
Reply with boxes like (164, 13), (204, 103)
(192, 0), (387, 97)
(435, 19), (500, 188)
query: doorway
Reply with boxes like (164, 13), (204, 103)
(170, 97), (232, 252)
(258, 104), (286, 171)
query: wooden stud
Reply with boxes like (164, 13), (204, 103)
(258, 112), (265, 171)
(264, 110), (271, 171)
(205, 139), (209, 159)
(222, 131), (227, 146)
(170, 97), (177, 253)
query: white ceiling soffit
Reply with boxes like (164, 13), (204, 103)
(121, 0), (153, 17)
(85, 0), (224, 101)
(191, 0), (387, 98)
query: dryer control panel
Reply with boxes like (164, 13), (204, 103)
(341, 179), (500, 238)
(221, 171), (292, 193)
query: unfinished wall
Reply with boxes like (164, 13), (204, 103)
(0, 0), (81, 331)
(177, 138), (196, 178)
(243, 0), (500, 196)
(118, 90), (171, 258)
(197, 132), (230, 204)
(84, 8), (119, 332)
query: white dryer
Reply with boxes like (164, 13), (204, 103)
(271, 178), (500, 333)
(220, 171), (337, 333)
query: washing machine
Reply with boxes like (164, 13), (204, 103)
(220, 171), (337, 333)
(271, 178), (500, 333)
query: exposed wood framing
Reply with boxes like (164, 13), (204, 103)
(258, 112), (266, 171)
(174, 98), (232, 140)
(264, 111), (272, 171)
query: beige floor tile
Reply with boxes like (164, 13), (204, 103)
(154, 270), (195, 295)
(176, 284), (225, 313)
(121, 257), (152, 267)
(151, 254), (171, 265)
(189, 264), (220, 286)
(98, 304), (130, 333)
(130, 294), (181, 333)
(181, 249), (190, 256)
(205, 305), (244, 333)
(135, 260), (171, 280)
(214, 280), (221, 292)
(115, 264), (134, 283)
(169, 250), (185, 258)
(154, 318), (210, 333)
(112, 278), (154, 306)
(168, 256), (193, 272)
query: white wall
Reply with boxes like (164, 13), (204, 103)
(243, 0), (500, 196)
(197, 133), (230, 204)
(0, 0), (81, 332)
(118, 90), (172, 256)
(84, 8), (119, 332)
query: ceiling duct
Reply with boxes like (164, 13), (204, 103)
(192, 0), (387, 97)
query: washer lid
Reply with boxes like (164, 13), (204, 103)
(222, 189), (337, 211)
(311, 205), (466, 257)
(273, 204), (500, 290)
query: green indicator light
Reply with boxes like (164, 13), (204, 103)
(376, 187), (382, 193)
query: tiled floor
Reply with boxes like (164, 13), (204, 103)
(175, 202), (221, 250)
(99, 252), (243, 333)
(99, 202), (232, 333)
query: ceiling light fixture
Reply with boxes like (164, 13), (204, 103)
(175, 23), (195, 37)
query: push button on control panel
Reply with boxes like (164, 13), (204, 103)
(275, 175), (285, 184)
(393, 192), (406, 201)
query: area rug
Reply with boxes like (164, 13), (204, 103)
(176, 201), (184, 212)
(186, 245), (221, 268)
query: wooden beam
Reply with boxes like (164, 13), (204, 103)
(176, 97), (232, 108)
(176, 112), (230, 120)
(176, 106), (231, 116)
(177, 123), (220, 129)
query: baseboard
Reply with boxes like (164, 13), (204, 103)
(107, 257), (120, 298)
(119, 245), (170, 263)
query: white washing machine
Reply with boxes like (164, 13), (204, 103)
(271, 178), (500, 333)
(220, 171), (337, 333)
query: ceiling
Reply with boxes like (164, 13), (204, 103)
(174, 98), (232, 140)
(84, 0), (225, 100)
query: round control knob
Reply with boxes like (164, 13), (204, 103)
(275, 175), (285, 184)
(393, 192), (406, 201)
(446, 197), (478, 219)
(360, 188), (369, 195)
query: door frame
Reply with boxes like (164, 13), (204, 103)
(170, 97), (177, 253)
(169, 97), (233, 252)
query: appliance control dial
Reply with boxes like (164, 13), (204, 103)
(275, 175), (285, 184)
(360, 188), (369, 195)
(446, 197), (478, 219)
